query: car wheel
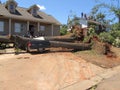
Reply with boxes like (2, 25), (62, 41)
(37, 48), (45, 52)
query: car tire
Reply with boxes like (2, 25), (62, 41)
(37, 48), (45, 52)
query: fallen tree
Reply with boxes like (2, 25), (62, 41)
(0, 35), (12, 43)
(10, 35), (91, 51)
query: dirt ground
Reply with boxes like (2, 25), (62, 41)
(0, 50), (104, 90)
(75, 46), (120, 68)
(0, 47), (120, 90)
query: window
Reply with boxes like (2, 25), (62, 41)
(33, 8), (36, 14)
(14, 23), (25, 33)
(0, 21), (4, 32)
(9, 4), (15, 13)
(10, 4), (14, 10)
(40, 26), (45, 31)
(31, 8), (37, 16)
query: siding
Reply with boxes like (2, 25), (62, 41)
(0, 18), (9, 35)
(53, 25), (60, 36)
(11, 20), (27, 36)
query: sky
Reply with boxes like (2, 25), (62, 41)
(1, 0), (112, 24)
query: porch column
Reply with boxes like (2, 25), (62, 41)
(27, 21), (29, 31)
(37, 22), (40, 32)
(9, 18), (11, 35)
(51, 24), (54, 36)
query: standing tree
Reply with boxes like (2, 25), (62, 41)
(91, 0), (120, 24)
(90, 3), (111, 25)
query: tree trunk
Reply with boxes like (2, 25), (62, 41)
(44, 36), (75, 42)
(49, 41), (91, 50)
(0, 35), (12, 43)
(10, 35), (91, 50)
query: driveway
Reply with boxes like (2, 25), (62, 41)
(0, 52), (104, 90)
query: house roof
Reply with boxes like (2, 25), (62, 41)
(0, 4), (61, 25)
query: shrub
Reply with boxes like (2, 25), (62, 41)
(99, 32), (115, 44)
(113, 37), (120, 47)
(88, 25), (96, 36)
(110, 30), (120, 38)
(60, 25), (68, 35)
(111, 23), (120, 31)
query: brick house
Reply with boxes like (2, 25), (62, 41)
(0, 0), (61, 37)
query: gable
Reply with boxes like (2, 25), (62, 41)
(0, 3), (61, 25)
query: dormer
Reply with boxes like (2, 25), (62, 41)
(28, 4), (40, 17)
(5, 0), (17, 13)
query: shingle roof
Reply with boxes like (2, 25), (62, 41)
(0, 4), (61, 25)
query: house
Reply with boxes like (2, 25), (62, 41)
(67, 15), (108, 35)
(0, 0), (61, 37)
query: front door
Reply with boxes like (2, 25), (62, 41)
(29, 25), (35, 37)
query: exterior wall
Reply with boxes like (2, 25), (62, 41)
(53, 25), (60, 36)
(0, 18), (60, 36)
(45, 24), (52, 36)
(11, 20), (27, 36)
(0, 18), (9, 35)
(38, 24), (51, 36)
(79, 19), (88, 28)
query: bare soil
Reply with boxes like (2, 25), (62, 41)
(0, 51), (104, 90)
(75, 46), (120, 68)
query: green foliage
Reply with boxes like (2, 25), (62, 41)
(110, 30), (120, 38)
(90, 3), (111, 25)
(99, 32), (114, 44)
(88, 25), (96, 36)
(84, 25), (97, 43)
(113, 37), (120, 47)
(91, 0), (120, 24)
(110, 30), (120, 47)
(60, 24), (68, 35)
(99, 30), (120, 47)
(111, 23), (120, 30)
(83, 36), (91, 43)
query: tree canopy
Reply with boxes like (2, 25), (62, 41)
(92, 0), (120, 23)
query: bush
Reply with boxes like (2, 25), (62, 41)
(60, 28), (67, 35)
(60, 25), (68, 35)
(99, 32), (115, 44)
(110, 30), (120, 38)
(113, 37), (120, 47)
(99, 30), (120, 47)
(88, 25), (96, 36)
(111, 23), (120, 31)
